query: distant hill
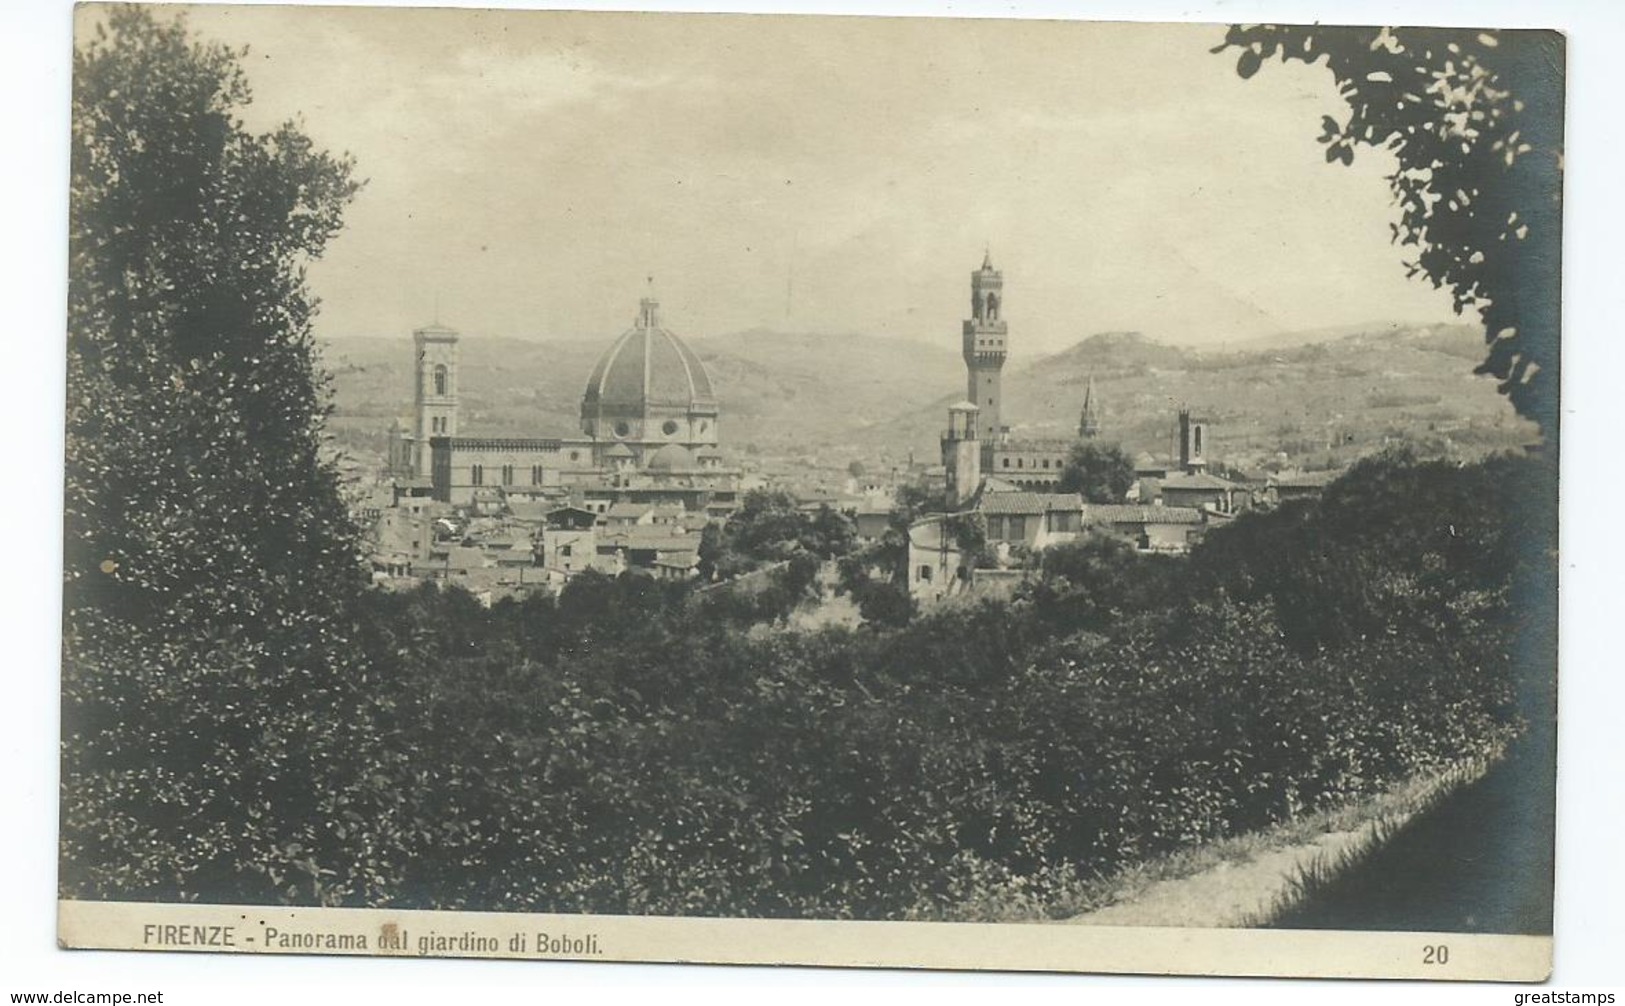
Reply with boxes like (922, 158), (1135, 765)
(321, 321), (1536, 471)
(854, 323), (1535, 467)
(318, 328), (959, 458)
(1203, 320), (1463, 355)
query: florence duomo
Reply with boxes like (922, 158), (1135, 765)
(386, 290), (741, 515)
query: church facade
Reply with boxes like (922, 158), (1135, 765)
(387, 296), (741, 514)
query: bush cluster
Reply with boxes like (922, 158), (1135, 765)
(340, 450), (1545, 919)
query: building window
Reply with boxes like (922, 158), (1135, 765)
(1194, 426), (1203, 455)
(501, 465), (513, 486)
(471, 464), (483, 486)
(1008, 515), (1027, 539)
(987, 516), (1005, 539)
(531, 465), (543, 485)
(662, 419), (680, 435)
(1001, 457), (1010, 468)
(433, 365), (448, 397)
(560, 544), (572, 557)
(917, 565), (932, 583)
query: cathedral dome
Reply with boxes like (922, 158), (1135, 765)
(646, 443), (697, 472)
(581, 296), (718, 445)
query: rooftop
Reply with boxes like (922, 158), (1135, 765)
(605, 502), (654, 520)
(1161, 472), (1239, 491)
(1272, 470), (1342, 489)
(976, 492), (1084, 515)
(1082, 504), (1204, 525)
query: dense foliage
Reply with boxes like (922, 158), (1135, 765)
(1217, 26), (1564, 435)
(61, 7), (406, 905)
(1056, 441), (1136, 502)
(698, 489), (855, 581)
(355, 450), (1548, 918)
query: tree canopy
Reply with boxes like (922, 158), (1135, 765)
(62, 6), (401, 904)
(1217, 26), (1563, 436)
(1056, 441), (1135, 503)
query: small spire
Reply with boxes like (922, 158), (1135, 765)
(982, 245), (993, 270)
(1080, 372), (1101, 438)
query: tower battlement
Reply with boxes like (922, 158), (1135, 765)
(962, 253), (1009, 462)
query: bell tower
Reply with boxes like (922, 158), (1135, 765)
(941, 401), (982, 510)
(962, 251), (1008, 465)
(1178, 407), (1209, 474)
(413, 322), (460, 478)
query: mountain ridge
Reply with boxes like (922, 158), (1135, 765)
(321, 321), (1533, 470)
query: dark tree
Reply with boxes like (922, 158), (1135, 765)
(62, 7), (402, 905)
(892, 482), (940, 525)
(1216, 26), (1563, 436)
(806, 504), (858, 559)
(727, 488), (810, 561)
(1056, 441), (1135, 502)
(696, 522), (725, 582)
(854, 580), (916, 628)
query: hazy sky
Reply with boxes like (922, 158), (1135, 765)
(160, 6), (1462, 354)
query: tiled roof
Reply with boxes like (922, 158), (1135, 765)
(1082, 504), (1204, 525)
(441, 546), (495, 570)
(997, 437), (1074, 453)
(1272, 470), (1341, 489)
(907, 516), (953, 551)
(599, 531), (701, 553)
(1162, 473), (1238, 491)
(976, 492), (1083, 515)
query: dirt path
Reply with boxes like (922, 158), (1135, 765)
(1066, 832), (1362, 928)
(1063, 749), (1514, 929)
(1065, 828), (1368, 928)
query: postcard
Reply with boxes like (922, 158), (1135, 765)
(59, 4), (1561, 981)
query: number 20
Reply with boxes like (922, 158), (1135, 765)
(1423, 945), (1450, 965)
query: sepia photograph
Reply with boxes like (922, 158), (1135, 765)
(36, 0), (1592, 988)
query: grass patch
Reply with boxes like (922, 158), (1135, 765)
(918, 734), (1516, 925)
(1238, 743), (1510, 928)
